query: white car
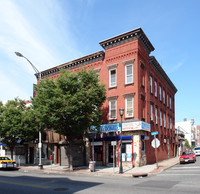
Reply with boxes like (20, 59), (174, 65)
(194, 147), (200, 156)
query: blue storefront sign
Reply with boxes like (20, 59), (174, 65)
(100, 123), (119, 133)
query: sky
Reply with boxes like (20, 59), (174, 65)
(0, 0), (200, 124)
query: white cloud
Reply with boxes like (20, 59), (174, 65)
(0, 0), (81, 101)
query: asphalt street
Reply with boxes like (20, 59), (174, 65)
(0, 157), (200, 193)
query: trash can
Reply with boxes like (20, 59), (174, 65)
(89, 161), (96, 172)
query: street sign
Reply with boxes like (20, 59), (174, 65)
(151, 131), (158, 136)
(151, 138), (160, 148)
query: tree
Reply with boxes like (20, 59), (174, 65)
(185, 139), (191, 150)
(32, 69), (106, 170)
(0, 98), (38, 159)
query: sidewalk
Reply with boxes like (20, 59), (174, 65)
(18, 157), (179, 178)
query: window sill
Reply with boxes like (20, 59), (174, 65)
(125, 82), (134, 87)
(109, 86), (117, 90)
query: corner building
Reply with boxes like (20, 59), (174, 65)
(41, 28), (177, 167)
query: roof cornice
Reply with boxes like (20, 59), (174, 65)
(99, 28), (155, 54)
(41, 51), (104, 79)
(149, 56), (177, 94)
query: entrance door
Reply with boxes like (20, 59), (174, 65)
(108, 144), (113, 163)
(29, 147), (34, 164)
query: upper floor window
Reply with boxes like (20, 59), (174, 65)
(155, 81), (157, 97)
(150, 104), (153, 121)
(170, 97), (172, 109)
(163, 89), (165, 104)
(155, 107), (158, 124)
(125, 97), (134, 118)
(109, 69), (117, 88)
(167, 94), (169, 107)
(109, 100), (117, 119)
(159, 86), (162, 101)
(163, 113), (166, 127)
(150, 76), (153, 94)
(160, 110), (162, 126)
(170, 117), (172, 129)
(125, 64), (133, 84)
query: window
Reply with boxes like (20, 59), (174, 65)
(150, 76), (153, 94)
(167, 94), (169, 107)
(125, 64), (133, 84)
(109, 100), (116, 119)
(170, 97), (172, 109)
(170, 117), (172, 129)
(155, 81), (157, 97)
(163, 113), (166, 127)
(150, 104), (153, 121)
(163, 89), (165, 104)
(155, 107), (158, 124)
(125, 97), (134, 117)
(109, 69), (116, 88)
(160, 110), (162, 126)
(159, 86), (162, 101)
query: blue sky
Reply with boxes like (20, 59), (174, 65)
(0, 0), (199, 124)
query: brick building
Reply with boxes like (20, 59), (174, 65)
(40, 28), (177, 167)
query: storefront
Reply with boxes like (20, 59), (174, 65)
(89, 121), (151, 167)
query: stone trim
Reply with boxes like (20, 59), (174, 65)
(41, 51), (104, 79)
(99, 28), (154, 54)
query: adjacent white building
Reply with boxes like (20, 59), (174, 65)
(175, 119), (196, 147)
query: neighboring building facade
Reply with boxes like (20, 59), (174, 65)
(39, 28), (177, 167)
(175, 118), (196, 147)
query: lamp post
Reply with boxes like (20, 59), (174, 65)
(15, 52), (43, 169)
(119, 108), (124, 174)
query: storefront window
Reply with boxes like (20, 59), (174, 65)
(94, 146), (102, 161)
(122, 143), (132, 162)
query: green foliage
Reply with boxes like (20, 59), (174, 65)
(185, 139), (191, 149)
(32, 69), (106, 140)
(0, 98), (38, 158)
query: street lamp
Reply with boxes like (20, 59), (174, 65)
(119, 108), (124, 174)
(15, 51), (43, 169)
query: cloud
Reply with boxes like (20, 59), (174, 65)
(0, 0), (82, 101)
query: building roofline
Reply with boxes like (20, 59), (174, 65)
(149, 56), (177, 94)
(40, 51), (105, 79)
(99, 27), (155, 54)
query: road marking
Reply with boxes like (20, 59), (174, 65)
(0, 180), (49, 189)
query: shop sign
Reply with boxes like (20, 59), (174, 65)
(122, 121), (151, 132)
(100, 123), (119, 133)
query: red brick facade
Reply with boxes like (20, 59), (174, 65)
(41, 28), (177, 166)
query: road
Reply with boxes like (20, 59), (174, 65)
(0, 157), (200, 193)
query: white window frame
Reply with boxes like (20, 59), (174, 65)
(150, 104), (153, 121)
(170, 117), (172, 129)
(163, 89), (165, 104)
(163, 113), (166, 128)
(125, 64), (133, 84)
(155, 81), (157, 97)
(167, 94), (169, 107)
(160, 110), (162, 126)
(159, 86), (162, 101)
(109, 100), (117, 120)
(155, 107), (158, 124)
(109, 68), (117, 88)
(125, 97), (134, 118)
(150, 76), (153, 94)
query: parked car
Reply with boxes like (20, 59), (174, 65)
(180, 151), (196, 164)
(0, 156), (17, 169)
(193, 147), (200, 156)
